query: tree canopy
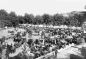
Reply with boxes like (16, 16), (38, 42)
(0, 9), (86, 28)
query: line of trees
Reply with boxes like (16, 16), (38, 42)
(0, 9), (86, 28)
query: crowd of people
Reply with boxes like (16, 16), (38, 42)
(0, 25), (86, 59)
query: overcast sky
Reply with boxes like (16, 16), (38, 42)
(0, 0), (86, 15)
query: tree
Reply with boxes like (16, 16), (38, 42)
(0, 9), (10, 27)
(24, 13), (34, 24)
(53, 14), (65, 25)
(34, 15), (43, 24)
(17, 16), (25, 24)
(8, 12), (18, 27)
(68, 16), (79, 26)
(69, 11), (84, 26)
(0, 9), (8, 16)
(42, 14), (51, 25)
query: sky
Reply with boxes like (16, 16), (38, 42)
(0, 0), (86, 16)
